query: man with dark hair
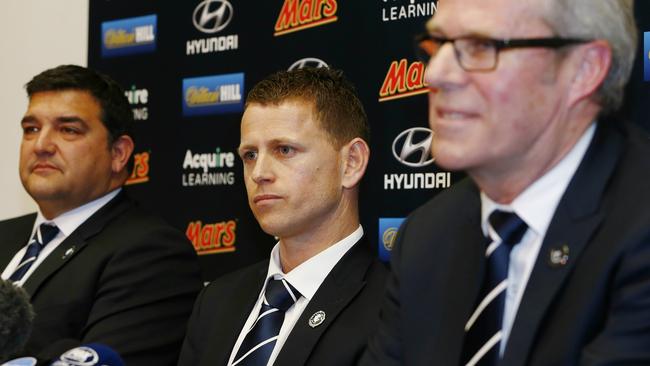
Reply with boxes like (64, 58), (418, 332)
(363, 0), (650, 365)
(178, 67), (387, 366)
(0, 64), (202, 364)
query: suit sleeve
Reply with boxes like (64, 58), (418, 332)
(359, 219), (409, 366)
(579, 232), (650, 365)
(177, 286), (208, 366)
(41, 225), (202, 365)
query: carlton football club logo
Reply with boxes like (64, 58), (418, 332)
(274, 0), (338, 36)
(379, 59), (428, 102)
(186, 219), (237, 255)
(125, 152), (150, 185)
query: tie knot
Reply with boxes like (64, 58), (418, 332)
(264, 278), (300, 312)
(37, 223), (60, 246)
(488, 210), (528, 247)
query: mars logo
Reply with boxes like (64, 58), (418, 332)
(392, 127), (434, 167)
(186, 219), (237, 255)
(101, 14), (157, 57)
(124, 85), (149, 121)
(381, 0), (437, 22)
(182, 148), (236, 187)
(187, 0), (239, 55)
(125, 152), (150, 186)
(288, 57), (329, 70)
(274, 0), (338, 36)
(379, 59), (428, 102)
(378, 218), (404, 262)
(643, 32), (650, 81)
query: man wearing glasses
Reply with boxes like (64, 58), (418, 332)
(362, 0), (650, 365)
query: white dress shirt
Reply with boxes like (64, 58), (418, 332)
(1, 189), (121, 286)
(227, 225), (363, 366)
(480, 123), (596, 354)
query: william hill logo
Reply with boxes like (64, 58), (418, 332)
(101, 14), (157, 57)
(125, 152), (150, 185)
(274, 0), (338, 36)
(186, 219), (237, 255)
(379, 59), (428, 102)
(182, 73), (244, 116)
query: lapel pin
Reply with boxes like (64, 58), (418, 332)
(548, 245), (570, 267)
(62, 246), (76, 260)
(308, 310), (326, 328)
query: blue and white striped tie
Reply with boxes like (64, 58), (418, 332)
(462, 210), (528, 366)
(9, 223), (59, 282)
(232, 277), (300, 366)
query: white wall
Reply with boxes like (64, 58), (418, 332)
(0, 0), (88, 220)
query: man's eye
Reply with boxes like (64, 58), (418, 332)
(61, 127), (80, 135)
(278, 146), (295, 155)
(242, 151), (257, 160)
(464, 39), (494, 54)
(23, 126), (39, 134)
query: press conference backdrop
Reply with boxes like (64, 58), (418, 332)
(88, 0), (650, 281)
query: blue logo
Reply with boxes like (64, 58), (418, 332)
(101, 14), (157, 57)
(378, 218), (405, 262)
(182, 73), (244, 116)
(645, 32), (650, 82)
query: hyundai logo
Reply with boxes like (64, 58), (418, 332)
(392, 127), (434, 167)
(193, 0), (233, 34)
(288, 58), (329, 71)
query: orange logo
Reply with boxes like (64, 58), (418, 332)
(186, 220), (237, 255)
(379, 59), (429, 102)
(125, 152), (150, 185)
(274, 0), (338, 36)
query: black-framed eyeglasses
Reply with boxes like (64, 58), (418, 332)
(414, 33), (592, 72)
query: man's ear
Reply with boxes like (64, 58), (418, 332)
(566, 40), (612, 106)
(110, 135), (135, 174)
(341, 137), (370, 189)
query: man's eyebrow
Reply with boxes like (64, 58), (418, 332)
(55, 116), (86, 124)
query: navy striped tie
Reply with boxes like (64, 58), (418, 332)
(232, 278), (300, 366)
(10, 223), (59, 282)
(462, 210), (528, 366)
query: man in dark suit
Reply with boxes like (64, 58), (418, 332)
(178, 68), (387, 366)
(362, 0), (650, 365)
(0, 65), (202, 364)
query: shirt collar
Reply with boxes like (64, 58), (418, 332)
(266, 225), (363, 301)
(34, 189), (122, 237)
(481, 123), (596, 236)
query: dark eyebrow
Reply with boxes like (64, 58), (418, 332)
(56, 116), (86, 124)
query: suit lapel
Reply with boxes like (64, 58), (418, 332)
(502, 123), (623, 366)
(23, 193), (131, 298)
(274, 238), (373, 366)
(0, 213), (36, 268)
(201, 264), (267, 366)
(435, 182), (486, 365)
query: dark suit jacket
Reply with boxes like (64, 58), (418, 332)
(362, 121), (650, 365)
(0, 192), (202, 365)
(178, 238), (387, 366)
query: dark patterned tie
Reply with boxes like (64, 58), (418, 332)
(9, 223), (59, 282)
(232, 277), (300, 366)
(461, 210), (528, 366)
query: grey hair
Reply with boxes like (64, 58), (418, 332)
(541, 0), (637, 114)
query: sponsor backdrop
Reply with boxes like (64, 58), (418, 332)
(88, 1), (650, 281)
